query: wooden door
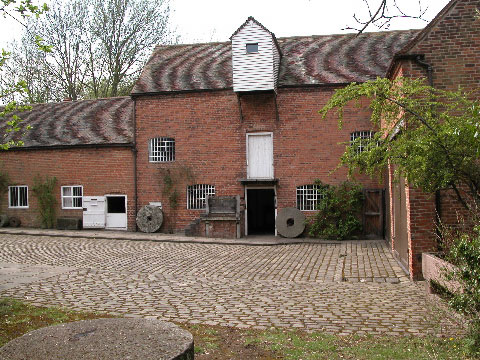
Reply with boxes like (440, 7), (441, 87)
(363, 189), (384, 239)
(247, 133), (273, 179)
(393, 175), (409, 269)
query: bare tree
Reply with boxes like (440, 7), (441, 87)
(5, 0), (174, 102)
(346, 0), (429, 34)
(90, 0), (173, 97)
(25, 0), (89, 100)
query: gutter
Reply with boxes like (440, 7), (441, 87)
(2, 143), (134, 151)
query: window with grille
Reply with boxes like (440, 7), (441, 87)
(350, 131), (374, 153)
(296, 185), (323, 211)
(187, 184), (215, 210)
(149, 137), (175, 162)
(61, 185), (83, 209)
(9, 185), (28, 208)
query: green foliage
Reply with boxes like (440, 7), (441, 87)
(445, 225), (480, 357)
(309, 181), (364, 240)
(0, 169), (9, 196)
(159, 166), (194, 233)
(0, 0), (47, 147)
(320, 77), (480, 212)
(31, 175), (57, 228)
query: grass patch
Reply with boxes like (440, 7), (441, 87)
(0, 298), (114, 347)
(246, 329), (473, 360)
(0, 298), (471, 359)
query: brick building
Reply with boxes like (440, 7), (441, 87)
(0, 0), (477, 279)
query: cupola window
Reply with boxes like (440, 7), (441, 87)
(246, 43), (258, 54)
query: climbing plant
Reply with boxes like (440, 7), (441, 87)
(309, 180), (364, 240)
(32, 174), (57, 228)
(158, 166), (194, 232)
(0, 168), (9, 207)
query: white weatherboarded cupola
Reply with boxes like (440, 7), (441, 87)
(230, 17), (282, 92)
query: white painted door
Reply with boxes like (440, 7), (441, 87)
(247, 133), (273, 179)
(105, 195), (127, 230)
(83, 196), (106, 228)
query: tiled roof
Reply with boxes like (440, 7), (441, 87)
(132, 30), (419, 94)
(1, 97), (133, 148)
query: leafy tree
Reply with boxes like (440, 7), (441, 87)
(0, 0), (48, 148)
(309, 180), (364, 240)
(320, 77), (480, 213)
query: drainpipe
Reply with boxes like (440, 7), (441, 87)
(133, 100), (138, 232)
(413, 55), (442, 238)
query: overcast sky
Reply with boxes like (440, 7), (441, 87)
(0, 0), (451, 49)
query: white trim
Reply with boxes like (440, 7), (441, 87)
(296, 184), (323, 211)
(61, 185), (83, 209)
(244, 185), (277, 236)
(246, 132), (274, 179)
(8, 185), (28, 208)
(148, 137), (175, 162)
(187, 184), (215, 210)
(105, 194), (128, 230)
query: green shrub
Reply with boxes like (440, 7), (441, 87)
(445, 225), (480, 357)
(308, 180), (363, 240)
(32, 175), (57, 228)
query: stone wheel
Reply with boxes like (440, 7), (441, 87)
(136, 205), (163, 233)
(276, 207), (306, 238)
(8, 216), (21, 228)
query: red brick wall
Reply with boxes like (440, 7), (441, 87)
(0, 147), (135, 230)
(135, 87), (382, 234)
(388, 0), (480, 279)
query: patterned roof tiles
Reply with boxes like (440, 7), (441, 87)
(1, 97), (133, 148)
(132, 29), (419, 94)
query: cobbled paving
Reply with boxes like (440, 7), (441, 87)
(0, 234), (462, 335)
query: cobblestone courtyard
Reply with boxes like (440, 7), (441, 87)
(0, 233), (462, 336)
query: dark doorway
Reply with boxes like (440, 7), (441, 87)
(107, 196), (126, 213)
(247, 188), (275, 235)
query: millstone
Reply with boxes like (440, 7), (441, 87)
(0, 318), (194, 360)
(136, 205), (164, 233)
(276, 207), (306, 238)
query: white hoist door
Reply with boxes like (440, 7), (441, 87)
(83, 196), (106, 228)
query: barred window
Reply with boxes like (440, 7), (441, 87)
(149, 137), (175, 162)
(296, 185), (323, 211)
(9, 185), (28, 208)
(61, 185), (83, 209)
(350, 131), (374, 154)
(187, 184), (215, 210)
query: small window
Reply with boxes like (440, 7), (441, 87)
(9, 185), (28, 208)
(62, 186), (83, 209)
(187, 184), (215, 210)
(246, 43), (258, 54)
(296, 185), (323, 211)
(149, 137), (175, 162)
(350, 131), (374, 154)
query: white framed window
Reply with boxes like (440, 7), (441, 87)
(350, 131), (374, 154)
(296, 185), (323, 211)
(8, 185), (28, 208)
(187, 184), (215, 210)
(149, 137), (175, 162)
(61, 185), (83, 209)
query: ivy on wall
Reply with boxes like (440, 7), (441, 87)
(32, 175), (57, 228)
